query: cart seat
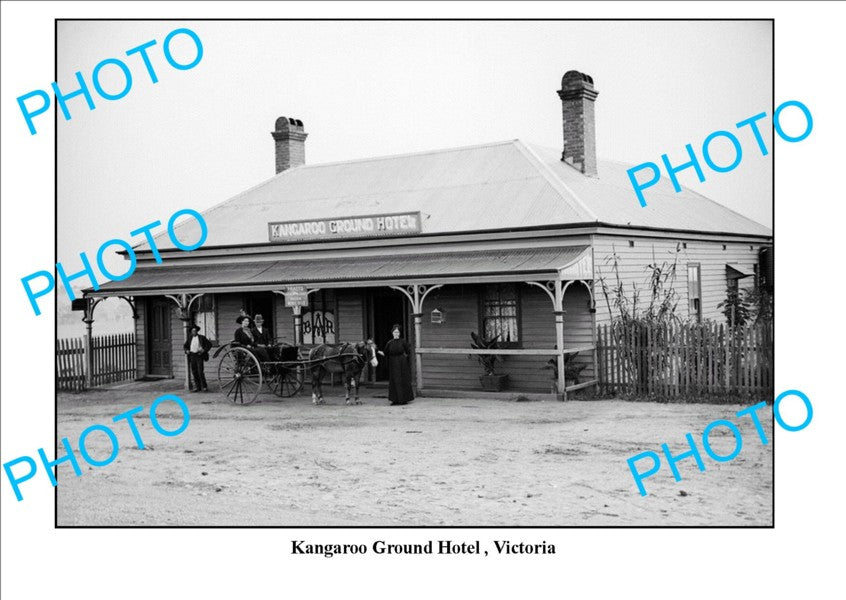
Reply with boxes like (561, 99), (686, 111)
(278, 345), (299, 362)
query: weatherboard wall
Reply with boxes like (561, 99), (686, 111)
(592, 235), (765, 326)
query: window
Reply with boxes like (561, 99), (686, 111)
(687, 264), (702, 322)
(727, 277), (739, 295)
(303, 289), (336, 345)
(481, 284), (519, 345)
(192, 294), (217, 343)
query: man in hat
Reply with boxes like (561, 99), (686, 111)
(251, 313), (278, 360)
(251, 314), (273, 345)
(183, 324), (212, 392)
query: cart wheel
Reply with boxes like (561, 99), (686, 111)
(217, 347), (262, 405)
(272, 365), (304, 398)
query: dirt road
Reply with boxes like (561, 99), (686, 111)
(56, 381), (773, 526)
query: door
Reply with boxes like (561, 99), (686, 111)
(147, 298), (173, 376)
(244, 292), (275, 339)
(370, 289), (408, 381)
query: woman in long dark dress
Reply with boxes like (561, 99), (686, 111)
(384, 324), (414, 405)
(234, 315), (270, 362)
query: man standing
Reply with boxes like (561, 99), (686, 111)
(184, 324), (212, 392)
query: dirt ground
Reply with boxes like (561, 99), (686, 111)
(55, 381), (773, 526)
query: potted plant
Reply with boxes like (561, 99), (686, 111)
(471, 331), (509, 391)
(543, 352), (589, 393)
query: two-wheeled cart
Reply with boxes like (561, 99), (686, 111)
(214, 341), (306, 405)
(213, 340), (364, 405)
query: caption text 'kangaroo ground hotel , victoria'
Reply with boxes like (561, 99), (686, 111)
(82, 70), (773, 399)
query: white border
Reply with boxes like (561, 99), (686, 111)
(2, 2), (841, 597)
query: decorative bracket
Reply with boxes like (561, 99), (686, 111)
(272, 288), (320, 315)
(118, 295), (138, 320)
(164, 293), (205, 320)
(562, 279), (595, 309)
(272, 288), (320, 299)
(525, 280), (564, 312)
(527, 279), (595, 312)
(82, 297), (105, 323)
(390, 284), (444, 313)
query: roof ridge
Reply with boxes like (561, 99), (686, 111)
(514, 140), (599, 222)
(292, 139), (522, 170)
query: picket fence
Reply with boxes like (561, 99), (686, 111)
(596, 321), (773, 400)
(56, 333), (136, 392)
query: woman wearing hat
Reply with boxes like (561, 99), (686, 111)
(235, 315), (270, 362)
(183, 324), (212, 392)
(383, 323), (414, 405)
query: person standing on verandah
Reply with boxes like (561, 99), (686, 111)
(383, 324), (414, 405)
(184, 324), (212, 392)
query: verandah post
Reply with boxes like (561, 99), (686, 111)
(292, 305), (303, 346)
(180, 294), (192, 391)
(413, 311), (424, 392)
(83, 301), (95, 389)
(554, 280), (566, 400)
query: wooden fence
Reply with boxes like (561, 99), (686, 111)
(56, 333), (136, 392)
(596, 321), (773, 400)
(56, 337), (86, 392)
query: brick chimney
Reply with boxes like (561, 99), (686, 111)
(557, 71), (599, 177)
(271, 116), (308, 174)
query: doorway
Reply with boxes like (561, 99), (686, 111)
(369, 289), (408, 381)
(243, 292), (275, 337)
(147, 298), (173, 376)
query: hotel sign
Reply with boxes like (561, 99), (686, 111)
(283, 286), (309, 307)
(268, 211), (422, 243)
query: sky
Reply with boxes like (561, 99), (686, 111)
(56, 19), (773, 274)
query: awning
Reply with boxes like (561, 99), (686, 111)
(726, 263), (755, 279)
(87, 246), (591, 297)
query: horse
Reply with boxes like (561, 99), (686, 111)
(307, 339), (379, 405)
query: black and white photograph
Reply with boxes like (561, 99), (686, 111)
(1, 2), (843, 598)
(50, 18), (775, 528)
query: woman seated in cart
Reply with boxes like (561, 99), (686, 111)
(234, 314), (271, 362)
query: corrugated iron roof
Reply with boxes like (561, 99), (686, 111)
(153, 139), (771, 251)
(525, 143), (772, 237)
(92, 246), (589, 296)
